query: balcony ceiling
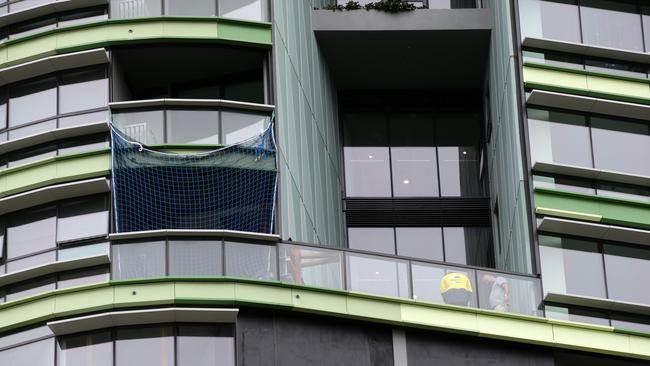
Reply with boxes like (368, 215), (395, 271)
(313, 9), (491, 89)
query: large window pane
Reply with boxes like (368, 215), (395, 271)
(219, 0), (266, 21)
(177, 325), (235, 366)
(58, 135), (109, 156)
(518, 0), (581, 43)
(391, 147), (438, 197)
(224, 242), (276, 280)
(58, 110), (108, 128)
(221, 111), (268, 145)
(110, 0), (162, 18)
(6, 276), (55, 302)
(278, 244), (344, 289)
(443, 227), (468, 265)
(57, 197), (108, 242)
(112, 110), (164, 145)
(166, 110), (220, 145)
(9, 77), (57, 127)
(169, 240), (222, 276)
(7, 206), (56, 259)
(6, 251), (56, 272)
(644, 6), (650, 52)
(116, 327), (174, 366)
(0, 90), (7, 130)
(580, 0), (643, 52)
(111, 241), (166, 280)
(59, 68), (108, 114)
(58, 242), (110, 261)
(591, 118), (650, 177)
(346, 253), (409, 298)
(0, 326), (53, 349)
(343, 113), (388, 146)
(533, 174), (595, 195)
(395, 227), (444, 261)
(527, 109), (591, 167)
(8, 120), (57, 140)
(165, 0), (216, 16)
(347, 227), (395, 255)
(344, 147), (391, 197)
(58, 267), (110, 289)
(57, 331), (112, 366)
(477, 270), (542, 316)
(7, 145), (56, 168)
(0, 338), (54, 366)
(411, 262), (477, 306)
(389, 113), (435, 146)
(8, 0), (51, 12)
(539, 235), (606, 298)
(603, 245), (650, 305)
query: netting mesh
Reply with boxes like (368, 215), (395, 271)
(110, 119), (277, 234)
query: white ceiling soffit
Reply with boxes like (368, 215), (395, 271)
(0, 48), (109, 86)
(538, 216), (650, 247)
(48, 308), (239, 336)
(532, 161), (650, 188)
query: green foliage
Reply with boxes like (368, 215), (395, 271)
(324, 0), (417, 13)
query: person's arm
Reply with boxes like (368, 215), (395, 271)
(502, 282), (509, 304)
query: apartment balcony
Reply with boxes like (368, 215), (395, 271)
(312, 4), (490, 89)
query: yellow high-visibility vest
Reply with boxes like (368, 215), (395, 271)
(440, 272), (473, 293)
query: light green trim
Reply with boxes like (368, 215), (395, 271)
(0, 278), (648, 360)
(0, 150), (110, 198)
(523, 65), (650, 105)
(0, 17), (271, 69)
(534, 188), (650, 230)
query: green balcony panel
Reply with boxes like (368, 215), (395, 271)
(0, 17), (271, 69)
(534, 188), (650, 230)
(523, 64), (650, 105)
(0, 150), (110, 199)
(0, 278), (648, 360)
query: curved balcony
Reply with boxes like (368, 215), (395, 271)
(0, 16), (271, 69)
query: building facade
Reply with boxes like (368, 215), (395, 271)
(0, 0), (647, 365)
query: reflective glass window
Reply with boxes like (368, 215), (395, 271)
(395, 227), (444, 261)
(58, 135), (109, 156)
(389, 113), (435, 146)
(58, 110), (108, 128)
(7, 145), (56, 168)
(7, 205), (56, 259)
(346, 253), (409, 298)
(518, 0), (581, 43)
(6, 251), (56, 272)
(347, 227), (395, 255)
(9, 76), (57, 127)
(533, 174), (595, 195)
(169, 240), (222, 277)
(6, 276), (55, 302)
(539, 235), (606, 298)
(116, 327), (174, 366)
(437, 113), (481, 197)
(591, 118), (650, 177)
(443, 227), (468, 265)
(57, 331), (112, 366)
(477, 270), (542, 316)
(522, 49), (584, 70)
(0, 337), (54, 366)
(219, 0), (266, 21)
(610, 314), (650, 333)
(8, 0), (50, 12)
(0, 326), (53, 349)
(166, 110), (220, 145)
(110, 0), (162, 18)
(344, 147), (391, 197)
(596, 182), (650, 203)
(527, 108), (591, 167)
(278, 244), (344, 289)
(111, 241), (166, 280)
(177, 325), (235, 366)
(221, 111), (268, 145)
(58, 267), (110, 289)
(343, 113), (388, 147)
(224, 242), (276, 280)
(8, 119), (56, 140)
(112, 110), (164, 145)
(59, 68), (108, 115)
(603, 245), (650, 305)
(57, 196), (108, 242)
(545, 305), (610, 326)
(644, 6), (650, 53)
(0, 89), (7, 130)
(580, 0), (644, 52)
(165, 0), (216, 15)
(391, 147), (438, 197)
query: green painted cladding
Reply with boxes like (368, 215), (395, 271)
(0, 150), (110, 198)
(272, 1), (345, 246)
(534, 188), (650, 230)
(0, 17), (271, 69)
(485, 0), (533, 273)
(0, 278), (649, 360)
(523, 64), (650, 105)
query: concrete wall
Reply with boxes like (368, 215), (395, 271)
(485, 0), (533, 273)
(272, 0), (345, 246)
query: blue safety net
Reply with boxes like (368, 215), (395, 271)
(110, 118), (277, 234)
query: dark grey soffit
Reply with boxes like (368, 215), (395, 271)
(312, 9), (491, 89)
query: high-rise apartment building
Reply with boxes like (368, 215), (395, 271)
(0, 0), (648, 365)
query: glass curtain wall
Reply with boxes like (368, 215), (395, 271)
(109, 0), (268, 22)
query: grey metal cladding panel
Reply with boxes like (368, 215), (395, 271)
(237, 310), (394, 366)
(405, 329), (554, 366)
(522, 37), (650, 65)
(526, 90), (650, 122)
(312, 8), (491, 32)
